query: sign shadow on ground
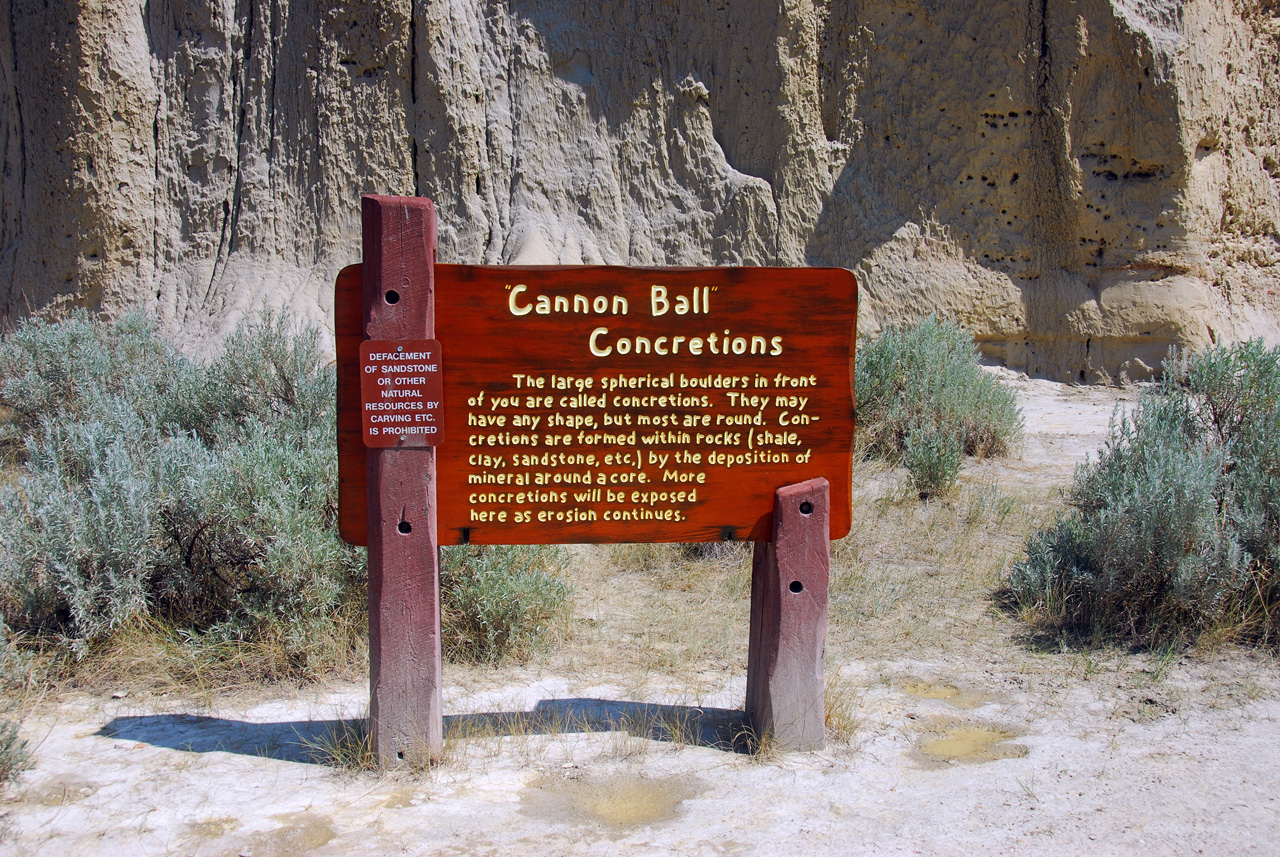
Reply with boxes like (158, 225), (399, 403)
(96, 699), (748, 765)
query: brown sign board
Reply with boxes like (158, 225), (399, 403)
(337, 264), (856, 545)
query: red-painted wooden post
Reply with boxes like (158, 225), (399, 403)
(362, 195), (443, 766)
(746, 477), (830, 751)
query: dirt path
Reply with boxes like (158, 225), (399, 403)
(5, 376), (1279, 857)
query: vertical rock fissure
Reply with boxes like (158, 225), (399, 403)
(8, 0), (23, 200)
(409, 4), (419, 192)
(267, 0), (279, 168)
(226, 0), (256, 261)
(771, 182), (784, 264)
(505, 13), (520, 258)
(1037, 0), (1050, 72)
(4, 0), (27, 305)
(143, 0), (162, 303)
(203, 8), (242, 305)
(1027, 0), (1077, 273)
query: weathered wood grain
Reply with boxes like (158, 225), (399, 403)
(746, 477), (830, 751)
(361, 195), (444, 766)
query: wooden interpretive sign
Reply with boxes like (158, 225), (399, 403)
(345, 194), (856, 763)
(358, 340), (444, 447)
(337, 264), (856, 546)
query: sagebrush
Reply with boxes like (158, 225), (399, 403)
(856, 315), (1022, 494)
(0, 312), (573, 679)
(0, 311), (366, 675)
(440, 544), (571, 664)
(1004, 340), (1280, 645)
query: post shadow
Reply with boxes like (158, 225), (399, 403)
(96, 698), (750, 766)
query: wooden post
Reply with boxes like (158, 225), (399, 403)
(746, 477), (830, 751)
(362, 195), (443, 766)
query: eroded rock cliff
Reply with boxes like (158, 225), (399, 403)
(2, 0), (1277, 379)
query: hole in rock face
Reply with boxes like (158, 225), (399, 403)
(789, 580), (804, 594)
(398, 521), (412, 534)
(385, 290), (400, 304)
(799, 501), (813, 515)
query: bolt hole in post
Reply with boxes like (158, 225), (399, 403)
(397, 521), (412, 534)
(384, 290), (400, 304)
(799, 501), (813, 515)
(789, 580), (804, 594)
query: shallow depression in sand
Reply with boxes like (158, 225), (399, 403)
(521, 770), (700, 828)
(902, 680), (994, 710)
(915, 719), (1028, 765)
(244, 811), (336, 857)
(21, 776), (99, 807)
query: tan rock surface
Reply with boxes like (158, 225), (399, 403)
(2, 1), (1278, 377)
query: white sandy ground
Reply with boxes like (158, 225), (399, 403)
(5, 375), (1280, 857)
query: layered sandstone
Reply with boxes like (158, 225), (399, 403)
(2, 0), (1277, 380)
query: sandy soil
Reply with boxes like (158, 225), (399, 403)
(5, 375), (1279, 857)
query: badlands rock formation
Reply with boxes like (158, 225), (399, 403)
(1, 0), (1278, 380)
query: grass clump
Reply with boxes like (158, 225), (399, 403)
(1004, 340), (1280, 646)
(856, 315), (1022, 496)
(0, 311), (365, 679)
(0, 620), (32, 786)
(440, 544), (571, 664)
(306, 716), (378, 772)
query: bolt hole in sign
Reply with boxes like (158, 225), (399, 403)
(359, 340), (444, 447)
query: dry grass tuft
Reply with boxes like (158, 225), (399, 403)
(548, 542), (752, 694)
(307, 712), (477, 774)
(824, 676), (860, 747)
(305, 717), (378, 773)
(66, 610), (369, 699)
(733, 722), (781, 762)
(825, 459), (1054, 659)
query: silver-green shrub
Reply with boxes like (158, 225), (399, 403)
(440, 544), (571, 664)
(856, 315), (1023, 494)
(0, 310), (574, 672)
(0, 311), (365, 669)
(902, 426), (963, 496)
(1006, 340), (1280, 644)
